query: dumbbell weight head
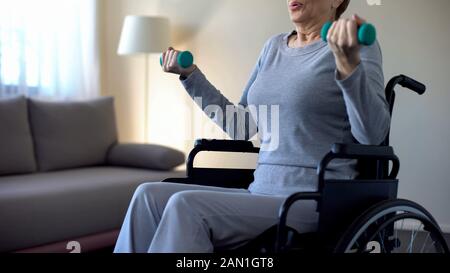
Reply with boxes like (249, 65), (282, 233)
(160, 51), (194, 69)
(357, 23), (377, 46)
(321, 21), (333, 44)
(321, 21), (376, 46)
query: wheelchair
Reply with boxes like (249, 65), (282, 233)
(164, 75), (449, 254)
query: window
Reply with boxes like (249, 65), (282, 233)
(0, 0), (99, 98)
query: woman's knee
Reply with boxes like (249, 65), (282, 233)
(135, 181), (164, 193)
(133, 182), (168, 202)
(166, 191), (197, 210)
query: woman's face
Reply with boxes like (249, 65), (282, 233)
(287, 0), (334, 24)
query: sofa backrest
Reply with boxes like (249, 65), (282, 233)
(28, 97), (118, 172)
(0, 96), (37, 175)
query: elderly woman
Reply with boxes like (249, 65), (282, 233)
(114, 0), (390, 253)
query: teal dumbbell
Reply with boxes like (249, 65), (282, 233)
(321, 21), (377, 46)
(160, 51), (194, 69)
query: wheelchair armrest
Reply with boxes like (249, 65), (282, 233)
(318, 143), (400, 188)
(193, 139), (260, 153)
(331, 143), (395, 158)
(187, 139), (260, 177)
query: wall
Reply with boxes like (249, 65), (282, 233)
(100, 0), (450, 230)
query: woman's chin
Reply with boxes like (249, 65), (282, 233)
(290, 15), (307, 24)
(289, 12), (308, 23)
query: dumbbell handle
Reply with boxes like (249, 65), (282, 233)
(160, 51), (194, 69)
(321, 21), (377, 46)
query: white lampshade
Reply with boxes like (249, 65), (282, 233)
(117, 16), (170, 55)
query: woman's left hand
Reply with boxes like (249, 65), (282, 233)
(327, 14), (367, 79)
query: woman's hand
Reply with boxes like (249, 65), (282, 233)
(327, 14), (366, 80)
(161, 47), (197, 78)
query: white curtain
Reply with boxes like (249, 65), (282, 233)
(0, 0), (100, 99)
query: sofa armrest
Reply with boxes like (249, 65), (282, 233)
(107, 143), (186, 171)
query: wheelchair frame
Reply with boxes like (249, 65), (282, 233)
(163, 75), (449, 253)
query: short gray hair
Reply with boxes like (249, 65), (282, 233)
(336, 0), (350, 19)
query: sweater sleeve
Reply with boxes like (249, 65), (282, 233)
(335, 41), (391, 145)
(180, 40), (270, 141)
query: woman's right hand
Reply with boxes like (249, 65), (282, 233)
(161, 47), (197, 78)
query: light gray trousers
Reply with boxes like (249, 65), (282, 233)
(113, 182), (319, 253)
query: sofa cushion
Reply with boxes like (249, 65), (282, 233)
(28, 97), (118, 172)
(0, 166), (186, 252)
(107, 144), (186, 171)
(0, 96), (37, 175)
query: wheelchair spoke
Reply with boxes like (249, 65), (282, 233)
(420, 232), (431, 253)
(377, 232), (386, 253)
(338, 201), (449, 254)
(399, 218), (405, 232)
(413, 223), (423, 252)
(407, 225), (415, 253)
(394, 220), (400, 250)
(381, 228), (387, 253)
(426, 240), (437, 253)
(393, 218), (405, 251)
(407, 222), (423, 253)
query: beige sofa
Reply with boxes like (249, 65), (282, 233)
(0, 96), (186, 253)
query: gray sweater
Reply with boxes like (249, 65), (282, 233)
(181, 31), (390, 196)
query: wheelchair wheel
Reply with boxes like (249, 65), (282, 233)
(335, 199), (449, 253)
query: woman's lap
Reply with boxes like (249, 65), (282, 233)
(138, 182), (319, 252)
